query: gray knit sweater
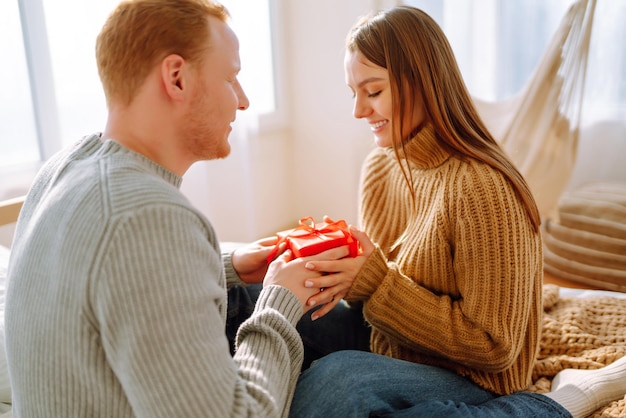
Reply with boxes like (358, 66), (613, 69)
(5, 134), (304, 417)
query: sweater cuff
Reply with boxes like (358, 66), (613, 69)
(346, 246), (388, 301)
(253, 285), (303, 327)
(222, 249), (245, 289)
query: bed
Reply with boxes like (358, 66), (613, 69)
(0, 196), (625, 417)
(0, 196), (23, 417)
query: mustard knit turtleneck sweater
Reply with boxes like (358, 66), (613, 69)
(345, 124), (543, 395)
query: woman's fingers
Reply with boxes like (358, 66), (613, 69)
(309, 296), (342, 321)
(349, 225), (375, 257)
(305, 276), (349, 306)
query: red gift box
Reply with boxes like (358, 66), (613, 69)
(267, 217), (359, 263)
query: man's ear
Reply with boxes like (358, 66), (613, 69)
(161, 54), (186, 102)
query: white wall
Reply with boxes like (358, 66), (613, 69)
(567, 120), (626, 191)
(0, 225), (15, 248)
(279, 0), (378, 229)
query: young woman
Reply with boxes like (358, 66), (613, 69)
(288, 6), (626, 418)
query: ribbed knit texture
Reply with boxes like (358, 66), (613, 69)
(346, 124), (543, 395)
(5, 134), (304, 418)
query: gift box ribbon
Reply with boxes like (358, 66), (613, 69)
(267, 216), (356, 263)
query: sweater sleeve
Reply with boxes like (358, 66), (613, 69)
(93, 204), (303, 418)
(347, 165), (541, 373)
(222, 249), (245, 289)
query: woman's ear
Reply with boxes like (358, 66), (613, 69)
(161, 54), (186, 102)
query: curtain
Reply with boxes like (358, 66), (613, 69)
(473, 0), (596, 220)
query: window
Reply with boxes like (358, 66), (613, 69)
(406, 0), (572, 101)
(404, 0), (626, 123)
(223, 0), (275, 115)
(0, 0), (275, 198)
(42, 0), (117, 149)
(0, 1), (39, 170)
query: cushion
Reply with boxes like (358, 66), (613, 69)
(543, 182), (626, 292)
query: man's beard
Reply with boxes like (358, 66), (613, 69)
(183, 94), (231, 161)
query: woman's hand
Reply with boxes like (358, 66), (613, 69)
(231, 236), (280, 284)
(265, 245), (351, 313)
(303, 225), (375, 320)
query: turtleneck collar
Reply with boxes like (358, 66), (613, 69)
(384, 123), (451, 170)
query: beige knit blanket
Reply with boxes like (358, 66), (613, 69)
(528, 284), (626, 417)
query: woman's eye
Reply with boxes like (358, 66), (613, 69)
(368, 91), (381, 98)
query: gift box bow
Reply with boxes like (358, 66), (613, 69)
(267, 216), (359, 263)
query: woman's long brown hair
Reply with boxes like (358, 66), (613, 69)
(347, 5), (541, 231)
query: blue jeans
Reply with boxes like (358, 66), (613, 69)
(227, 284), (371, 368)
(289, 350), (571, 418)
(226, 284), (263, 355)
(227, 286), (570, 417)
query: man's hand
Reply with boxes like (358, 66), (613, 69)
(265, 245), (351, 314)
(231, 236), (279, 284)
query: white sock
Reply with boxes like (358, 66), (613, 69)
(544, 355), (626, 418)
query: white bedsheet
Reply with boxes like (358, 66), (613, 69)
(558, 286), (626, 300)
(0, 245), (13, 415)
